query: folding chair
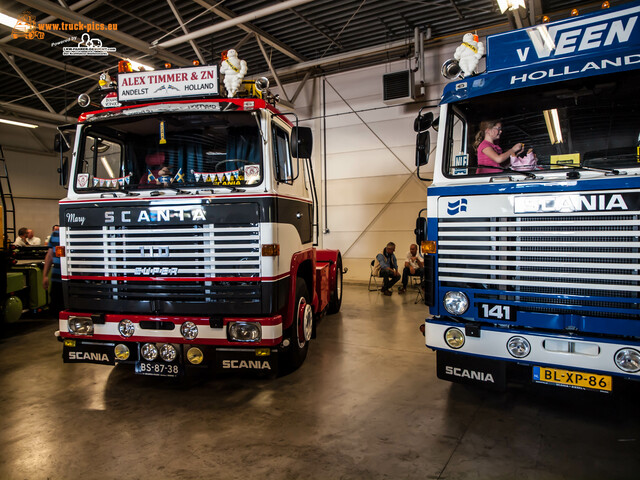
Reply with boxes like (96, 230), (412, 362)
(411, 275), (425, 304)
(368, 260), (380, 291)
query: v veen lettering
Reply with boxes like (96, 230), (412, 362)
(517, 9), (638, 62)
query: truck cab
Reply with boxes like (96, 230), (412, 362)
(417, 2), (640, 393)
(56, 62), (343, 377)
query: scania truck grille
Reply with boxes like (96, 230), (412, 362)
(437, 213), (639, 317)
(63, 223), (262, 313)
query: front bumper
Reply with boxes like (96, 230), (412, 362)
(58, 311), (283, 375)
(425, 319), (640, 380)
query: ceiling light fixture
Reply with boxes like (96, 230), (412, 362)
(0, 118), (38, 129)
(497, 0), (526, 14)
(128, 59), (155, 72)
(0, 13), (18, 29)
(543, 109), (563, 145)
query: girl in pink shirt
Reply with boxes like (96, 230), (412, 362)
(473, 120), (524, 174)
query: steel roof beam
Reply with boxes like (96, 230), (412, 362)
(161, 0), (314, 55)
(255, 35), (291, 104)
(166, 0), (205, 65)
(0, 44), (95, 78)
(0, 51), (56, 114)
(16, 0), (191, 66)
(189, 0), (306, 63)
(0, 0), (98, 44)
(289, 8), (343, 50)
(0, 101), (71, 124)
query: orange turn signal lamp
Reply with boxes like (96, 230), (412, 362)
(55, 246), (65, 258)
(118, 60), (133, 73)
(421, 241), (436, 255)
(261, 244), (280, 257)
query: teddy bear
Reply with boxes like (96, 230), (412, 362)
(220, 49), (248, 98)
(454, 33), (485, 78)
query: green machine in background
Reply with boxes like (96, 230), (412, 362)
(0, 145), (50, 324)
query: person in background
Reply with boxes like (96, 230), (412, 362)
(42, 225), (62, 316)
(473, 120), (525, 174)
(44, 225), (56, 246)
(27, 229), (41, 245)
(13, 227), (29, 247)
(373, 242), (401, 296)
(399, 243), (424, 294)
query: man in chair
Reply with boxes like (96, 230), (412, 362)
(374, 242), (401, 296)
(399, 243), (424, 294)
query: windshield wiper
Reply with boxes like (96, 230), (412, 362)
(579, 165), (624, 175)
(216, 185), (245, 192)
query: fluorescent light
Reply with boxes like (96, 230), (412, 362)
(100, 156), (115, 178)
(0, 13), (18, 29)
(543, 109), (563, 144)
(128, 59), (155, 71)
(497, 0), (526, 14)
(0, 118), (38, 128)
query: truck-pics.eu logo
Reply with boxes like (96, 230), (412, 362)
(447, 198), (468, 215)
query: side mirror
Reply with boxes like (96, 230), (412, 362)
(414, 111), (433, 133)
(415, 131), (430, 166)
(54, 133), (71, 152)
(58, 157), (69, 186)
(290, 126), (313, 158)
(415, 216), (427, 245)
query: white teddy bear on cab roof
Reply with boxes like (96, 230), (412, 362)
(454, 33), (485, 78)
(220, 49), (248, 98)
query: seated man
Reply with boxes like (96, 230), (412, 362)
(399, 243), (424, 294)
(374, 242), (401, 296)
(13, 227), (29, 247)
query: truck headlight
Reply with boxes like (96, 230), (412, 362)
(228, 322), (261, 342)
(159, 344), (177, 362)
(118, 319), (135, 337)
(180, 321), (198, 340)
(614, 348), (640, 373)
(507, 336), (531, 358)
(443, 291), (469, 315)
(444, 327), (465, 349)
(68, 316), (94, 335)
(141, 343), (158, 361)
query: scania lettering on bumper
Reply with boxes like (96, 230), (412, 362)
(63, 342), (116, 365)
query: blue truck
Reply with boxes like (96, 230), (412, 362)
(416, 1), (640, 393)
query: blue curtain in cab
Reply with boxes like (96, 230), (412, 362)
(226, 127), (260, 167)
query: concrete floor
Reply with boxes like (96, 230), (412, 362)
(2, 283), (640, 479)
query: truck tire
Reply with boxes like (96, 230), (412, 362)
(327, 256), (343, 314)
(285, 278), (313, 372)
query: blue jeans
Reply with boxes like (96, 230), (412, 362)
(379, 268), (400, 291)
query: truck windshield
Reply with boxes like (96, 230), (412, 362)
(444, 69), (640, 176)
(74, 111), (263, 191)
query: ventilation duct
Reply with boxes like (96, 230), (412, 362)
(383, 70), (415, 105)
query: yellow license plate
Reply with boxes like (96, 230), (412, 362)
(533, 366), (612, 392)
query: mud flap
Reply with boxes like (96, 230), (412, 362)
(436, 350), (506, 391)
(215, 348), (278, 373)
(63, 341), (116, 365)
